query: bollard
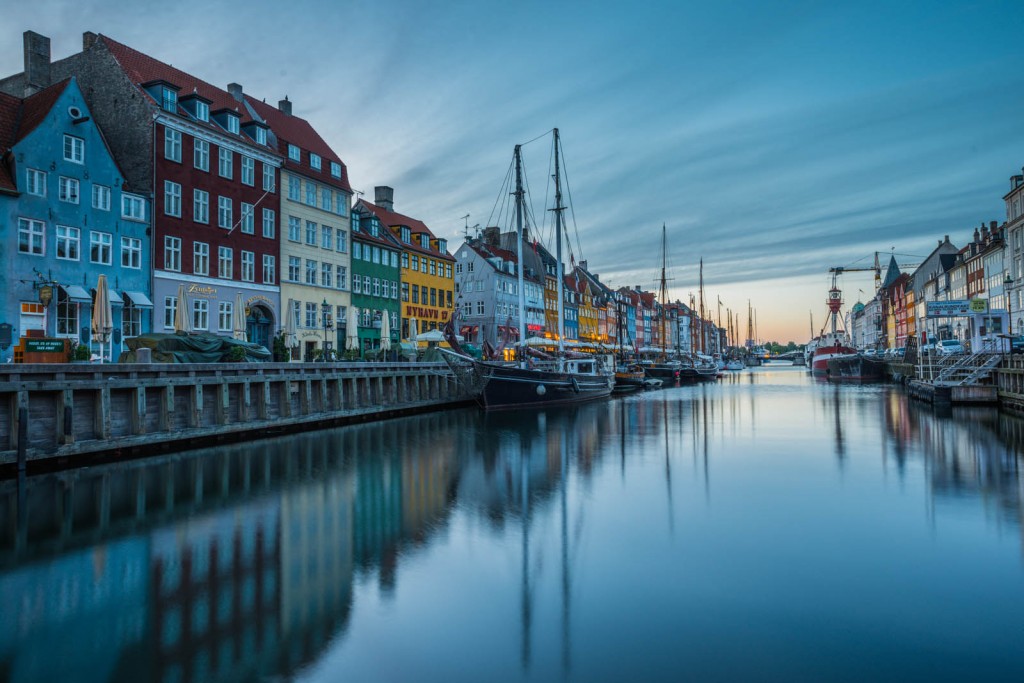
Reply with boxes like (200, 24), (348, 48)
(17, 405), (27, 474)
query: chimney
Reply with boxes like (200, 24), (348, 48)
(522, 226), (530, 243)
(278, 96), (292, 115)
(227, 82), (243, 101)
(483, 226), (500, 246)
(82, 31), (98, 51)
(374, 186), (394, 212)
(990, 220), (998, 231)
(580, 260), (588, 271)
(974, 227), (981, 244)
(23, 31), (51, 97)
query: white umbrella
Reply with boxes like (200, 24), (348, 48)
(408, 318), (418, 343)
(92, 274), (113, 362)
(346, 306), (360, 351)
(173, 283), (191, 334)
(414, 329), (445, 343)
(232, 292), (247, 340)
(522, 335), (551, 347)
(284, 299), (298, 349)
(379, 311), (391, 352)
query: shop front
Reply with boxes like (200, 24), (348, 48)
(153, 276), (280, 351)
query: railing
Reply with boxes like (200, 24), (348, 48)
(918, 338), (1004, 385)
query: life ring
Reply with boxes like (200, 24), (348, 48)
(570, 376), (581, 393)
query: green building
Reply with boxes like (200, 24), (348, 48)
(350, 198), (401, 358)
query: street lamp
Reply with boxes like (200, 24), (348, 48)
(321, 298), (333, 361)
(1006, 273), (1014, 336)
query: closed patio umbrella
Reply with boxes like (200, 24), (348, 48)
(232, 292), (247, 340)
(92, 274), (113, 362)
(408, 318), (418, 343)
(173, 283), (191, 334)
(346, 306), (360, 351)
(284, 299), (298, 349)
(380, 311), (391, 352)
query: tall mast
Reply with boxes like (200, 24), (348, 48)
(660, 223), (667, 358)
(514, 144), (527, 367)
(698, 259), (705, 353)
(552, 128), (566, 366)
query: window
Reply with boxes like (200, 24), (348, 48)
(309, 153), (321, 170)
(305, 303), (317, 328)
(288, 256), (301, 282)
(322, 263), (332, 288)
(335, 191), (347, 216)
(361, 310), (371, 328)
(321, 225), (332, 250)
(411, 255), (419, 272)
(412, 285), (419, 304)
(353, 276), (361, 294)
(59, 176), (79, 204)
(194, 242), (209, 275)
(218, 302), (233, 332)
(336, 306), (346, 325)
(121, 237), (142, 269)
(263, 164), (275, 192)
(194, 189), (209, 223)
(63, 134), (84, 163)
(218, 247), (233, 278)
(193, 299), (209, 330)
(321, 188), (331, 211)
(56, 225), (79, 261)
(305, 182), (316, 206)
(372, 247), (381, 264)
(288, 144), (300, 161)
(241, 156), (254, 185)
(92, 184), (111, 211)
(164, 236), (181, 271)
(430, 288), (437, 306)
(288, 176), (300, 201)
(123, 303), (141, 337)
(254, 127), (267, 145)
(56, 291), (78, 337)
(195, 101), (209, 122)
(336, 229), (347, 252)
(353, 242), (362, 260)
(161, 88), (177, 113)
(401, 227), (411, 243)
(241, 251), (255, 282)
(122, 194), (145, 221)
(420, 257), (428, 273)
(336, 265), (346, 290)
(401, 282), (410, 302)
(305, 221), (317, 245)
(263, 255), (275, 284)
(391, 252), (398, 268)
(288, 216), (301, 242)
(477, 301), (485, 315)
(164, 297), (177, 329)
(89, 231), (112, 265)
(26, 168), (46, 196)
(401, 252), (409, 269)
(218, 196), (232, 229)
(241, 203), (254, 234)
(262, 208), (275, 238)
(218, 148), (233, 178)
(363, 275), (371, 294)
(164, 180), (181, 217)
(330, 161), (341, 179)
(391, 281), (398, 299)
(445, 264), (452, 278)
(372, 278), (380, 297)
(420, 234), (430, 249)
(226, 115), (239, 135)
(165, 128), (182, 162)
(305, 259), (316, 285)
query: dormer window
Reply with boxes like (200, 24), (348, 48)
(227, 114), (239, 134)
(330, 162), (342, 179)
(195, 101), (209, 121)
(438, 239), (447, 254)
(401, 226), (411, 243)
(370, 218), (379, 237)
(420, 234), (430, 249)
(287, 144), (300, 161)
(310, 153), (321, 170)
(255, 127), (266, 145)
(161, 87), (177, 113)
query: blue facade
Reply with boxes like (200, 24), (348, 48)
(0, 79), (151, 359)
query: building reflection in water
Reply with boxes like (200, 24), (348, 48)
(0, 378), (1021, 682)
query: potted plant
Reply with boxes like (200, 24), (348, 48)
(272, 333), (289, 362)
(71, 342), (91, 363)
(226, 345), (247, 362)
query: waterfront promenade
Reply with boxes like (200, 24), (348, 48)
(0, 362), (471, 473)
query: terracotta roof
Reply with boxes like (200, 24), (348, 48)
(0, 79), (72, 193)
(361, 201), (454, 261)
(100, 35), (266, 147)
(352, 200), (402, 249)
(245, 96), (351, 192)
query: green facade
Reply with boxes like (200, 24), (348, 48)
(350, 209), (401, 358)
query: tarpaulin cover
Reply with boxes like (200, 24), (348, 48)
(122, 332), (272, 363)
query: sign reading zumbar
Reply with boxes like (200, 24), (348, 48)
(24, 339), (66, 353)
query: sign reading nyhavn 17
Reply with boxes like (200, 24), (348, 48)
(404, 305), (448, 321)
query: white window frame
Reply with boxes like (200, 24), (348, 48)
(58, 176), (80, 204)
(263, 254), (276, 284)
(262, 164), (275, 192)
(241, 250), (255, 282)
(194, 139), (210, 171)
(56, 225), (79, 261)
(330, 161), (341, 179)
(218, 302), (233, 332)
(288, 144), (300, 161)
(122, 194), (146, 221)
(240, 202), (254, 234)
(194, 189), (209, 224)
(262, 208), (275, 239)
(309, 153), (321, 170)
(218, 246), (233, 279)
(194, 241), (210, 276)
(164, 180), (181, 217)
(164, 236), (181, 272)
(89, 231), (113, 266)
(26, 168), (46, 196)
(241, 155), (255, 186)
(218, 196), (232, 229)
(193, 298), (209, 331)
(92, 184), (111, 211)
(218, 147), (233, 179)
(121, 236), (142, 269)
(305, 259), (317, 285)
(63, 134), (84, 163)
(165, 128), (182, 162)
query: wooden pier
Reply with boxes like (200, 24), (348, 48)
(0, 362), (471, 473)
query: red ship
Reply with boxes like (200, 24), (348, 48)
(808, 271), (856, 377)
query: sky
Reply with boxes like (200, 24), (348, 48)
(3, 0), (1024, 343)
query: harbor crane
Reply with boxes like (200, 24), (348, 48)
(830, 252), (921, 292)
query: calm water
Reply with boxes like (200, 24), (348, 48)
(1, 365), (1023, 682)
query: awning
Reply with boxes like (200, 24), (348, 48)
(109, 290), (124, 307)
(124, 290), (154, 308)
(61, 284), (91, 303)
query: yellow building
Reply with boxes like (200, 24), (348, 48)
(362, 187), (454, 340)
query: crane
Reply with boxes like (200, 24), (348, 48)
(830, 252), (921, 292)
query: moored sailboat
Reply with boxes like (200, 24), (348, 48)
(441, 130), (613, 409)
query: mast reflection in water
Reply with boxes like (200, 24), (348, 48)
(1, 367), (1023, 682)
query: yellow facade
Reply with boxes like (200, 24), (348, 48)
(279, 169), (352, 360)
(577, 285), (599, 344)
(391, 233), (455, 340)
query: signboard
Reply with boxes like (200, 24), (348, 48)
(969, 297), (989, 314)
(25, 338), (66, 353)
(927, 301), (970, 318)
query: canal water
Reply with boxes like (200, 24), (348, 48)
(1, 365), (1023, 682)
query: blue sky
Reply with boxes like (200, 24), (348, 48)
(4, 0), (1024, 342)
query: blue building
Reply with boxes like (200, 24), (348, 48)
(0, 77), (151, 359)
